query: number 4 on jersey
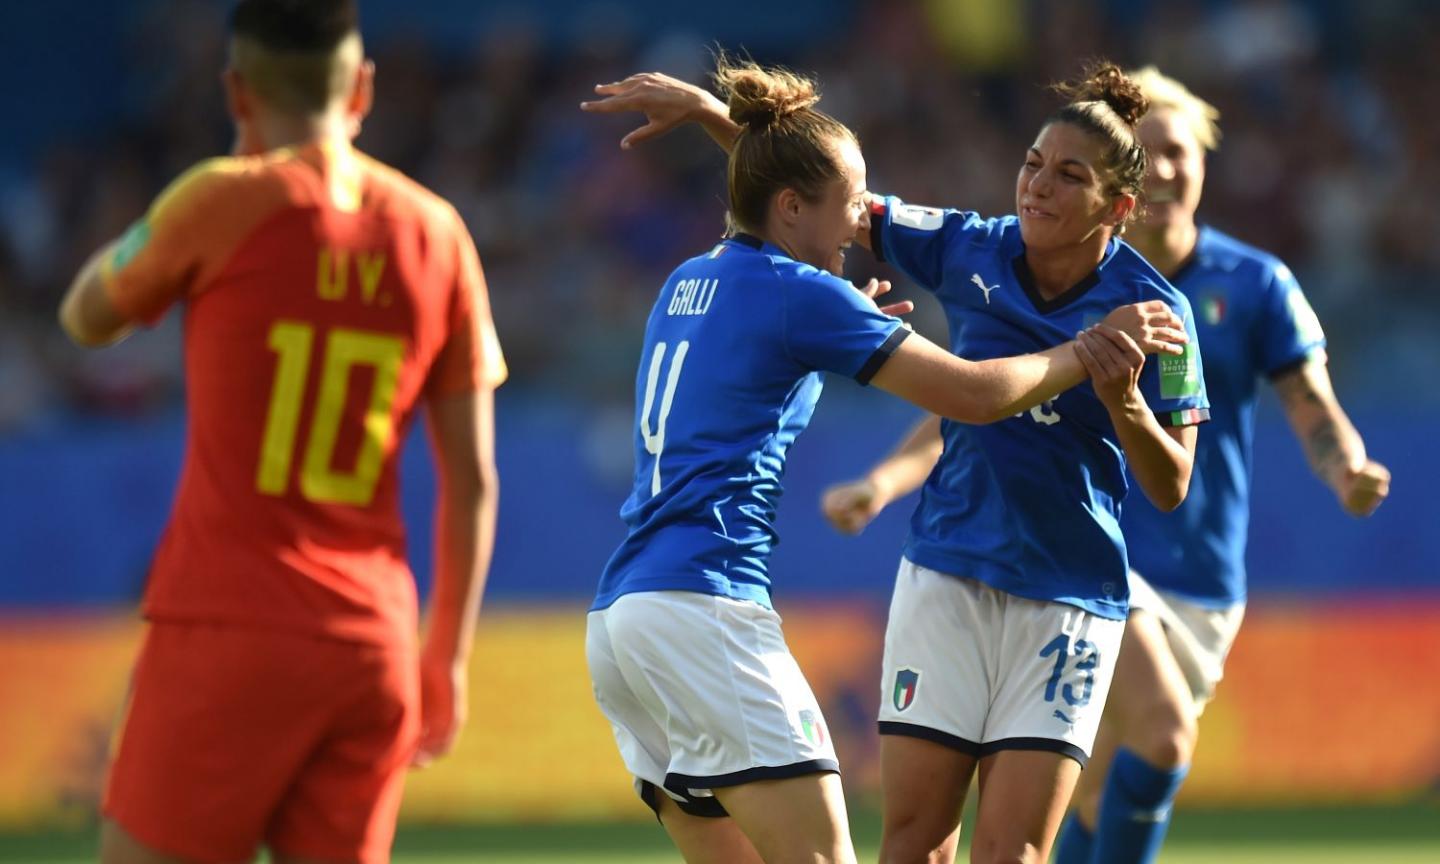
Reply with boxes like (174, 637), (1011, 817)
(640, 340), (689, 496)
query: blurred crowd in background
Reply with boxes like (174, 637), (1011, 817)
(3, 0), (1438, 433)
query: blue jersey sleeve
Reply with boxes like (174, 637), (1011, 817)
(871, 195), (988, 292)
(1141, 291), (1211, 426)
(780, 268), (909, 384)
(1256, 261), (1327, 378)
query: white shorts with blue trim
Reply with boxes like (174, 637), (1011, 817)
(1126, 570), (1246, 713)
(586, 591), (838, 817)
(877, 558), (1125, 765)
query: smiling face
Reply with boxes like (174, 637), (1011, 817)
(788, 135), (868, 275)
(1015, 121), (1130, 253)
(1137, 107), (1206, 233)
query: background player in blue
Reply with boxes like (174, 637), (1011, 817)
(582, 58), (1189, 864)
(1047, 67), (1393, 864)
(584, 62), (1208, 864)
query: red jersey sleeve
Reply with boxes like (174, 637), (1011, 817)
(100, 157), (277, 325)
(426, 208), (508, 397)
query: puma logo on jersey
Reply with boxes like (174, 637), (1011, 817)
(971, 273), (998, 304)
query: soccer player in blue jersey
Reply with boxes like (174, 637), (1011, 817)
(585, 61), (1208, 864)
(583, 58), (1189, 864)
(818, 69), (1393, 864)
(1042, 67), (1392, 864)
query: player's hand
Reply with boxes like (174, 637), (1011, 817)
(1338, 459), (1390, 517)
(821, 478), (888, 535)
(412, 652), (468, 768)
(1101, 301), (1187, 356)
(580, 72), (722, 150)
(858, 278), (915, 317)
(1075, 325), (1145, 408)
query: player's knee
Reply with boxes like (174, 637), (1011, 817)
(879, 823), (957, 864)
(967, 840), (1042, 864)
(1135, 709), (1198, 767)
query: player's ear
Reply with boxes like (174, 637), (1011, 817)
(1104, 192), (1136, 228)
(222, 66), (251, 123)
(774, 187), (803, 229)
(348, 59), (375, 130)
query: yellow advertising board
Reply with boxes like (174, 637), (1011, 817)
(1, 600), (1437, 827)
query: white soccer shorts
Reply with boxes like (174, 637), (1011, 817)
(586, 590), (839, 817)
(1126, 569), (1246, 713)
(877, 558), (1125, 765)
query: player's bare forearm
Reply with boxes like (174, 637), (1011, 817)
(1274, 359), (1365, 488)
(582, 72), (738, 153)
(867, 414), (943, 504)
(872, 334), (1088, 425)
(1273, 359), (1389, 515)
(1108, 396), (1196, 511)
(424, 388), (499, 666)
(59, 241), (134, 347)
(971, 341), (1091, 422)
(821, 414), (941, 536)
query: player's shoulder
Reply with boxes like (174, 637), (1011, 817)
(1195, 225), (1295, 287)
(763, 252), (856, 300)
(1107, 240), (1200, 323)
(149, 154), (277, 218)
(1111, 238), (1186, 302)
(886, 196), (1011, 245)
(355, 150), (465, 234)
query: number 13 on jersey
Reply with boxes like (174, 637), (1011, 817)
(640, 340), (689, 496)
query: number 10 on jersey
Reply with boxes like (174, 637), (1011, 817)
(640, 340), (689, 496)
(255, 321), (405, 506)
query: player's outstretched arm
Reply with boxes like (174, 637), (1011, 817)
(1273, 357), (1390, 516)
(1075, 326), (1197, 511)
(869, 300), (1186, 426)
(581, 72), (739, 152)
(414, 386), (500, 767)
(821, 415), (942, 536)
(58, 240), (134, 347)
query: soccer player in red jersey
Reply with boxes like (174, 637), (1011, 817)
(58, 2), (505, 862)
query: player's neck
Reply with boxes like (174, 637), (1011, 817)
(242, 112), (352, 156)
(1127, 221), (1198, 279)
(1024, 239), (1106, 300)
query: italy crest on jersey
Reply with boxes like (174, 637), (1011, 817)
(798, 709), (827, 746)
(1200, 291), (1227, 326)
(893, 668), (920, 712)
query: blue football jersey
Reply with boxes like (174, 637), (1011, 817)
(873, 197), (1210, 620)
(1122, 226), (1325, 606)
(593, 234), (909, 611)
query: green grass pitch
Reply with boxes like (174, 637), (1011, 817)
(2, 802), (1435, 862)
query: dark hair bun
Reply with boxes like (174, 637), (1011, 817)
(1053, 60), (1149, 126)
(713, 57), (821, 131)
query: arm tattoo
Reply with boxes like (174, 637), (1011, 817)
(1305, 421), (1345, 478)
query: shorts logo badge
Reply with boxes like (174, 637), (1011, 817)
(798, 709), (827, 747)
(893, 667), (920, 712)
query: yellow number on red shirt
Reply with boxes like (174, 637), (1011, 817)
(255, 321), (405, 506)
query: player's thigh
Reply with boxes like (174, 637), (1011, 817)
(653, 794), (766, 864)
(970, 749), (1082, 864)
(604, 592), (839, 801)
(1103, 610), (1197, 765)
(1068, 715), (1121, 827)
(104, 623), (334, 864)
(985, 597), (1125, 765)
(267, 641), (420, 864)
(585, 604), (673, 802)
(878, 734), (978, 864)
(714, 771), (855, 864)
(878, 560), (995, 747)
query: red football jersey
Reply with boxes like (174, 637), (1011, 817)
(102, 139), (506, 646)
